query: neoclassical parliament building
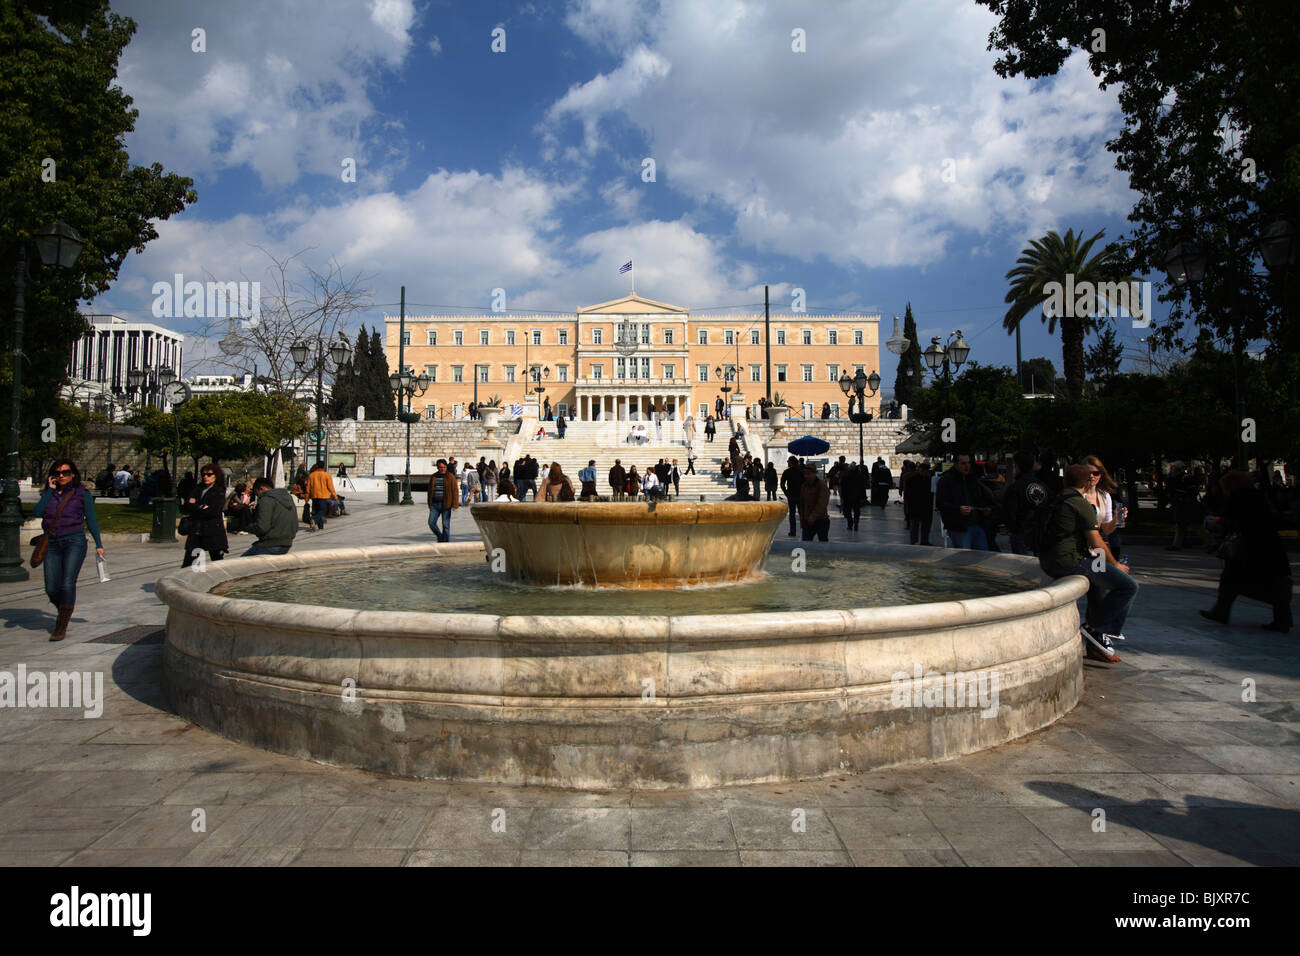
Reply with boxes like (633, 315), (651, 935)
(385, 293), (883, 421)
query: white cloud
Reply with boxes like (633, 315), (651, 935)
(428, 35), (443, 55)
(551, 0), (1133, 268)
(113, 0), (416, 188)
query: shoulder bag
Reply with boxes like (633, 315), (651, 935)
(31, 489), (78, 567)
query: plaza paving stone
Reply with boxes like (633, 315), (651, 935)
(1, 490), (1297, 866)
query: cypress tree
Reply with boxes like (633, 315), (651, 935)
(893, 302), (925, 408)
(368, 327), (397, 419)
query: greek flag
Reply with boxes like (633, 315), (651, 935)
(618, 261), (632, 274)
(510, 402), (523, 418)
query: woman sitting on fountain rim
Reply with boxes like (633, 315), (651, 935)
(543, 462), (575, 501)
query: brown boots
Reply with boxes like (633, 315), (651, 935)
(50, 605), (74, 641)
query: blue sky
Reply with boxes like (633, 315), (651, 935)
(93, 0), (1166, 389)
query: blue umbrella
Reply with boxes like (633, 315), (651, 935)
(786, 435), (830, 456)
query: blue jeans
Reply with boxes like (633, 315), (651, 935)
(947, 525), (989, 550)
(312, 498), (329, 529)
(516, 479), (537, 501)
(244, 542), (290, 557)
(43, 534), (87, 606)
(429, 505), (452, 542)
(1059, 555), (1139, 635)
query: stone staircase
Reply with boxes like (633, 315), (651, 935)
(509, 421), (736, 498)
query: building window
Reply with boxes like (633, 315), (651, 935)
(401, 330), (411, 346)
(854, 329), (863, 346)
(802, 364), (813, 382)
(476, 330), (486, 346)
(802, 329), (812, 345)
(617, 357), (627, 379)
(698, 364), (709, 382)
(506, 330), (516, 346)
(478, 365), (489, 383)
(557, 365), (569, 382)
(559, 329), (568, 345)
(452, 365), (464, 383)
(664, 329), (673, 345)
(663, 363), (674, 380)
(725, 329), (734, 346)
(640, 324), (651, 344)
(640, 357), (651, 378)
(453, 330), (463, 346)
(426, 330), (437, 346)
(593, 328), (603, 345)
(750, 330), (760, 345)
(750, 364), (761, 382)
(505, 365), (515, 383)
(591, 364), (602, 380)
(828, 364), (840, 382)
(698, 329), (708, 345)
(854, 364), (865, 375)
(829, 329), (838, 346)
(777, 330), (786, 345)
(776, 364), (788, 382)
(532, 330), (542, 346)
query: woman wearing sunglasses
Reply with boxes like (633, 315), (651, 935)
(32, 459), (104, 641)
(1081, 455), (1126, 555)
(180, 464), (229, 567)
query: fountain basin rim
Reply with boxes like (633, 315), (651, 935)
(469, 500), (789, 526)
(157, 541), (1090, 644)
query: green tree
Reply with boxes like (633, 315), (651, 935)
(362, 327), (396, 419)
(905, 363), (1029, 457)
(173, 391), (309, 465)
(1, 0), (195, 458)
(1002, 228), (1140, 400)
(1084, 324), (1124, 383)
(1021, 357), (1057, 395)
(977, 0), (1299, 353)
(892, 302), (924, 409)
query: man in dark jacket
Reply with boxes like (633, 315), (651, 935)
(936, 453), (996, 549)
(245, 478), (299, 556)
(870, 457), (892, 509)
(1002, 451), (1046, 555)
(902, 462), (934, 545)
(609, 459), (627, 502)
(840, 461), (867, 531)
(780, 456), (803, 537)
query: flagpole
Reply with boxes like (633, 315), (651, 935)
(630, 263), (635, 296)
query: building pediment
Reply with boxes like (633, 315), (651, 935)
(577, 293), (688, 315)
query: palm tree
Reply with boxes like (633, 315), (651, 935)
(1003, 228), (1140, 399)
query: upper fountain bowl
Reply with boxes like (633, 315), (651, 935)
(470, 500), (787, 588)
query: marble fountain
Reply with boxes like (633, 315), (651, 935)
(157, 500), (1087, 789)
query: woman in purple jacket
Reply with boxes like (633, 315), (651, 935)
(32, 459), (104, 641)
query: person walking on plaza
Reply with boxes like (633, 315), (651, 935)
(1166, 460), (1202, 550)
(579, 460), (598, 500)
(609, 459), (626, 501)
(483, 461), (498, 501)
(427, 458), (458, 542)
(181, 464), (229, 567)
(715, 395), (725, 419)
(780, 455), (804, 537)
(244, 477), (298, 556)
(1038, 464), (1138, 662)
(556, 412), (567, 439)
(870, 457), (892, 510)
(642, 466), (663, 500)
(462, 461), (482, 503)
(304, 461), (337, 530)
(685, 447), (697, 475)
(903, 461), (934, 545)
(800, 465), (831, 542)
(32, 459), (104, 641)
(704, 415), (716, 443)
(840, 460), (867, 531)
(763, 461), (778, 501)
(671, 459), (681, 497)
(1002, 451), (1046, 555)
(626, 465), (641, 499)
(936, 453), (996, 549)
(1200, 470), (1293, 632)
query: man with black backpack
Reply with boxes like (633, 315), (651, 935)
(1036, 463), (1138, 663)
(1003, 451), (1047, 555)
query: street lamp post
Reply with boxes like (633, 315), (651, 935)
(291, 334), (352, 470)
(389, 369), (429, 505)
(922, 330), (971, 424)
(714, 365), (736, 416)
(1161, 220), (1295, 472)
(94, 389), (124, 476)
(838, 367), (882, 464)
(1, 221), (84, 583)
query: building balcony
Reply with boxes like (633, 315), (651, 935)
(572, 376), (691, 388)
